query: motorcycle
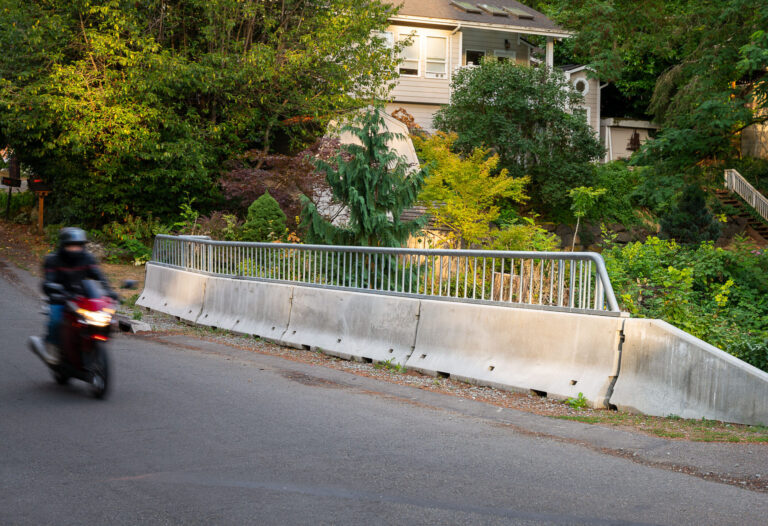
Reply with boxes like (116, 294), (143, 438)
(28, 279), (127, 399)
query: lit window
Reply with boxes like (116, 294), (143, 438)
(426, 36), (447, 78)
(399, 34), (420, 76)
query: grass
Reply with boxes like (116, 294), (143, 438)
(555, 412), (768, 443)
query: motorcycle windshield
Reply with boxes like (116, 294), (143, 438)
(81, 279), (107, 299)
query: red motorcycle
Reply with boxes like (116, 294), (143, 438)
(29, 279), (122, 399)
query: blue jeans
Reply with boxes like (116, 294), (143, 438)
(46, 304), (65, 345)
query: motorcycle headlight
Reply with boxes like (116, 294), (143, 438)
(76, 308), (113, 327)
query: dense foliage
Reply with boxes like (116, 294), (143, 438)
(300, 109), (427, 247)
(414, 132), (529, 248)
(242, 192), (287, 242)
(434, 61), (603, 215)
(0, 0), (400, 225)
(659, 184), (721, 245)
(540, 0), (768, 172)
(604, 237), (768, 372)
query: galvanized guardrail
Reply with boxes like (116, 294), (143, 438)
(725, 168), (768, 223)
(151, 235), (621, 314)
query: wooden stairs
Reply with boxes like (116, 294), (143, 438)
(714, 188), (768, 242)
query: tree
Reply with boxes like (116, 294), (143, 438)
(659, 184), (720, 245)
(414, 132), (529, 247)
(242, 192), (287, 242)
(539, 0), (768, 170)
(300, 108), (427, 247)
(434, 61), (603, 215)
(0, 0), (402, 225)
(568, 186), (606, 250)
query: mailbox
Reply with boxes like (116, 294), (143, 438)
(28, 178), (52, 193)
(2, 177), (21, 187)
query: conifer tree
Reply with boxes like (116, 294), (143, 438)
(300, 108), (427, 247)
(660, 184), (720, 244)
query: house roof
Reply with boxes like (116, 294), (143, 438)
(391, 0), (570, 38)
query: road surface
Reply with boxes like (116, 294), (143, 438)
(1, 264), (766, 525)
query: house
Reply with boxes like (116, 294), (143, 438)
(382, 0), (573, 132)
(600, 118), (658, 162)
(559, 65), (601, 136)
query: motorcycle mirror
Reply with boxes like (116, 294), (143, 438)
(121, 279), (138, 290)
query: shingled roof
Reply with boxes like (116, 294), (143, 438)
(391, 0), (569, 37)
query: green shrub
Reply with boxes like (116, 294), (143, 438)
(591, 162), (644, 225)
(0, 190), (35, 223)
(603, 237), (768, 371)
(95, 214), (170, 264)
(489, 219), (560, 251)
(242, 192), (287, 242)
(659, 184), (720, 244)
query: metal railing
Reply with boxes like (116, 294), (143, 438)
(725, 169), (768, 223)
(151, 235), (621, 314)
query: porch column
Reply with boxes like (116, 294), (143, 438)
(545, 37), (554, 68)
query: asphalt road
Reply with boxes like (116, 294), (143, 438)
(1, 267), (766, 525)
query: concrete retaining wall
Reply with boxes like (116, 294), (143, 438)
(137, 265), (207, 322)
(406, 300), (623, 407)
(138, 264), (768, 425)
(611, 319), (768, 426)
(196, 276), (292, 342)
(279, 287), (420, 365)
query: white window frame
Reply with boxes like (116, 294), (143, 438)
(573, 77), (590, 96)
(373, 30), (394, 49)
(493, 49), (517, 62)
(397, 31), (421, 77)
(465, 49), (486, 66)
(425, 36), (448, 79)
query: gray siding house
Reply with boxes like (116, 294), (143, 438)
(382, 0), (587, 132)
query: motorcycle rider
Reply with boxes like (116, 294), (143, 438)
(42, 227), (117, 364)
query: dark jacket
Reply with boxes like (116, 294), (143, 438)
(42, 249), (115, 299)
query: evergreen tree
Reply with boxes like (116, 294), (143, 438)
(659, 184), (720, 244)
(300, 109), (427, 247)
(242, 192), (287, 242)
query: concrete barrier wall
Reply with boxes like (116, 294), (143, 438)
(196, 276), (292, 342)
(406, 300), (624, 407)
(610, 318), (768, 426)
(139, 265), (768, 425)
(137, 264), (207, 322)
(279, 287), (420, 365)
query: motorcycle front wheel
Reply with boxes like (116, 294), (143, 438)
(89, 343), (110, 399)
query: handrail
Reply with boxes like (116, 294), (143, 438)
(725, 169), (768, 223)
(149, 235), (622, 314)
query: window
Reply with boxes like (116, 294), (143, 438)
(426, 36), (447, 78)
(398, 33), (420, 76)
(493, 50), (517, 63)
(466, 50), (485, 66)
(373, 30), (394, 49)
(573, 78), (589, 95)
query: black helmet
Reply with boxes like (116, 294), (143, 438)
(59, 227), (88, 247)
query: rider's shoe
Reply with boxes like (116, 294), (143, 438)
(43, 341), (61, 365)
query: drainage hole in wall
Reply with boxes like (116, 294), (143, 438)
(608, 404), (618, 411)
(420, 354), (427, 359)
(235, 320), (240, 324)
(301, 344), (310, 350)
(570, 380), (578, 385)
(388, 349), (394, 354)
(436, 371), (450, 379)
(362, 357), (373, 363)
(163, 302), (168, 306)
(204, 314), (208, 318)
(292, 330), (296, 335)
(337, 338), (342, 343)
(488, 365), (495, 371)
(530, 389), (547, 398)
(271, 326), (275, 330)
